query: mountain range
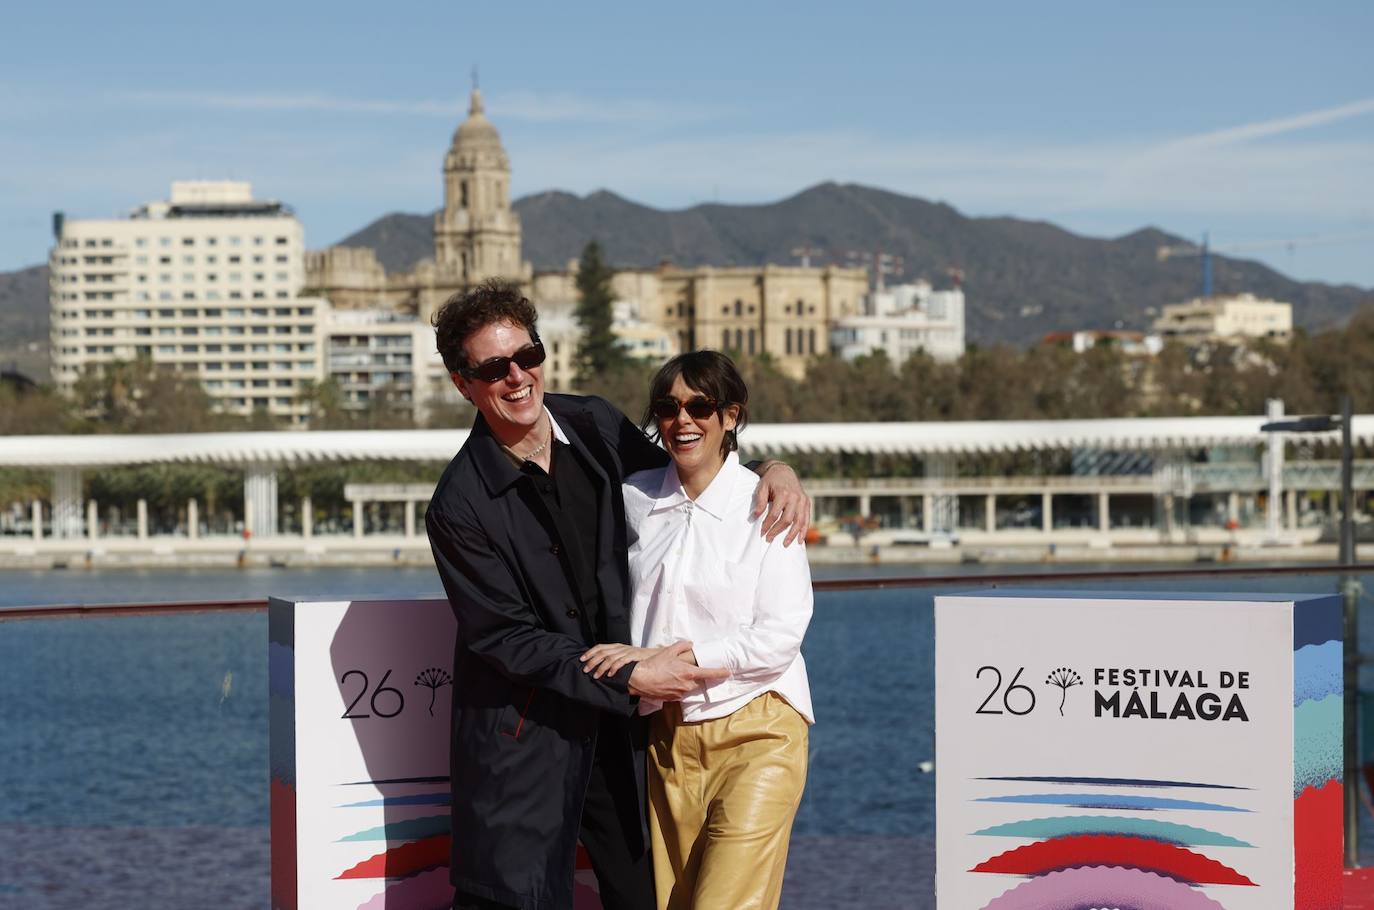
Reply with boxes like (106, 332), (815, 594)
(3, 182), (1369, 381)
(339, 182), (1371, 346)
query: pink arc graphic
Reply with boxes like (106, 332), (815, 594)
(980, 865), (1230, 910)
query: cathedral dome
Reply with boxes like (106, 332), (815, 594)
(451, 88), (504, 150)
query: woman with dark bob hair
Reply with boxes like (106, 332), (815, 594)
(582, 350), (814, 910)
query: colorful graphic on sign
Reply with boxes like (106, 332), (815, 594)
(269, 597), (604, 910)
(934, 590), (1342, 910)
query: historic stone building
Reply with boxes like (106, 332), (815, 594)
(306, 86), (868, 381)
(304, 87), (532, 325)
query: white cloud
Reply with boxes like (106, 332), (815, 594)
(1147, 97), (1374, 154)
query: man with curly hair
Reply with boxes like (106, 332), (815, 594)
(425, 279), (810, 910)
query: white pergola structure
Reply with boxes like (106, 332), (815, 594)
(2, 402), (1371, 539)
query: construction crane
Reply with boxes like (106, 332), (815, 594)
(845, 248), (906, 291)
(1157, 231), (1374, 298)
(790, 244), (826, 268)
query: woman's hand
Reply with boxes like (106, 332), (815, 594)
(751, 461), (811, 546)
(581, 643), (662, 679)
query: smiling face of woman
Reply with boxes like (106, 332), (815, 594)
(657, 375), (738, 494)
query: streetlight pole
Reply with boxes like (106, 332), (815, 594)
(1341, 395), (1359, 868)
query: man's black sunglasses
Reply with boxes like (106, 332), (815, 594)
(460, 341), (546, 382)
(650, 396), (719, 421)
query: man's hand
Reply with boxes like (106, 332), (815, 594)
(627, 640), (730, 701)
(750, 461), (811, 546)
(581, 643), (657, 679)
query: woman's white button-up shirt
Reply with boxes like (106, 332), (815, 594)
(623, 452), (815, 723)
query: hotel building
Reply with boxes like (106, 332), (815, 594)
(49, 181), (325, 423)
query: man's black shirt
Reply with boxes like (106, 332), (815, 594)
(519, 438), (605, 639)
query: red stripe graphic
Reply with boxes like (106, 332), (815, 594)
(972, 834), (1255, 885)
(336, 835), (450, 880)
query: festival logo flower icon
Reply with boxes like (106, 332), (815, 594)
(1045, 667), (1082, 716)
(414, 667), (453, 716)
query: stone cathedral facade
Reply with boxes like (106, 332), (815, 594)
(305, 87), (867, 380)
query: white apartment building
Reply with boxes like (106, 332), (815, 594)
(830, 280), (966, 364)
(612, 300), (677, 362)
(322, 310), (450, 422)
(1153, 293), (1293, 344)
(49, 181), (324, 422)
(533, 306), (584, 393)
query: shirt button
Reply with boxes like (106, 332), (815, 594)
(550, 544), (561, 555)
(566, 608), (580, 619)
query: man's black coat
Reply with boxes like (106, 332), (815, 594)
(425, 393), (667, 909)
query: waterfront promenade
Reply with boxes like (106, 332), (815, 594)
(3, 405), (1373, 569)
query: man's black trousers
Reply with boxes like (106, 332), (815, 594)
(453, 717), (655, 910)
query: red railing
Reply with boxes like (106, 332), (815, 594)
(2, 562), (1370, 620)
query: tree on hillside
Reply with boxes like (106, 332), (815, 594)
(573, 241), (630, 384)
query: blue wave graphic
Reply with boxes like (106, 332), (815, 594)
(338, 792), (451, 808)
(972, 814), (1253, 847)
(337, 814), (451, 843)
(977, 775), (1245, 790)
(1295, 693), (1342, 795)
(974, 793), (1249, 812)
(1294, 640), (1342, 707)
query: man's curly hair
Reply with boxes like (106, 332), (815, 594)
(431, 278), (538, 374)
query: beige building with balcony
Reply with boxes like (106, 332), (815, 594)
(530, 263), (867, 380)
(1153, 293), (1292, 344)
(49, 181), (325, 422)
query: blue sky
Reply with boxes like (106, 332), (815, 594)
(3, 1), (1372, 286)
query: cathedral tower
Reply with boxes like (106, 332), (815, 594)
(434, 87), (525, 285)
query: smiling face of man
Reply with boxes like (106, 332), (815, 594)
(452, 319), (545, 446)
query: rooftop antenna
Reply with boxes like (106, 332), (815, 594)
(471, 65), (479, 92)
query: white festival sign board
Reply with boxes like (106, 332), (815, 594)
(270, 596), (603, 910)
(935, 590), (1342, 910)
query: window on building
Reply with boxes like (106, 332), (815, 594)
(734, 329), (743, 350)
(721, 329), (730, 349)
(808, 328), (817, 353)
(275, 236), (288, 245)
(734, 300), (742, 316)
(785, 328), (793, 355)
(747, 329), (756, 355)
